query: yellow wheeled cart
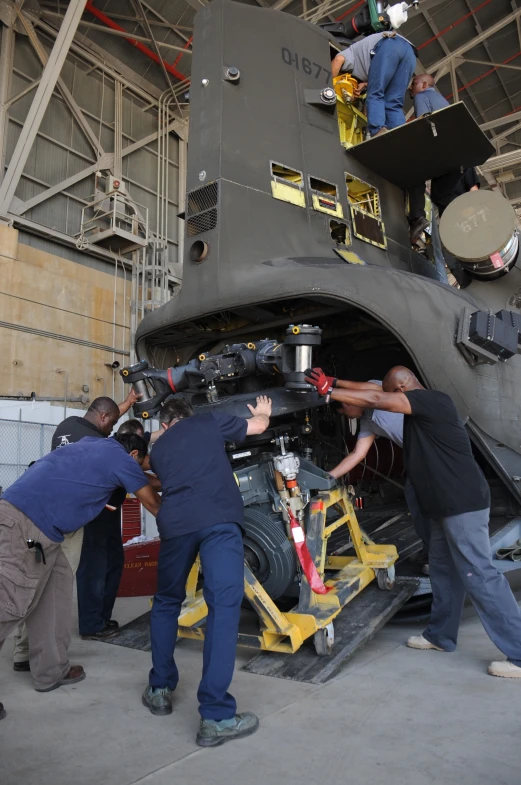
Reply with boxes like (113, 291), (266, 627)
(177, 486), (398, 656)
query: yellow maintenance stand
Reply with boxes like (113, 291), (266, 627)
(177, 485), (398, 657)
(333, 74), (367, 149)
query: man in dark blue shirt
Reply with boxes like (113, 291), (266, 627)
(0, 433), (160, 718)
(143, 395), (272, 748)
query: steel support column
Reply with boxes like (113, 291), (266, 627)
(0, 0), (88, 217)
(0, 24), (15, 185)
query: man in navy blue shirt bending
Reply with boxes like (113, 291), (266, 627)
(144, 395), (272, 748)
(0, 433), (160, 721)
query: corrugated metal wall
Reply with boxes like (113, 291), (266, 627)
(5, 30), (180, 270)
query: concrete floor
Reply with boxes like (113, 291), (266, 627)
(1, 596), (520, 785)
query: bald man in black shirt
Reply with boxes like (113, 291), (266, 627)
(305, 365), (521, 678)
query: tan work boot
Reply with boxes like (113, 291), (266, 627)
(488, 661), (521, 678)
(407, 635), (445, 651)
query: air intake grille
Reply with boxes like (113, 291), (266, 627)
(187, 208), (218, 237)
(186, 182), (219, 217)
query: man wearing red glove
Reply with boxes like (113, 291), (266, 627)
(304, 365), (521, 679)
(307, 370), (430, 551)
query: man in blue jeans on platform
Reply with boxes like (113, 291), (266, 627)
(332, 31), (417, 138)
(142, 395), (272, 747)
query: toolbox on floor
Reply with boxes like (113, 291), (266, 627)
(117, 538), (160, 597)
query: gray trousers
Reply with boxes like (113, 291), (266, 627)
(404, 479), (431, 548)
(423, 508), (521, 666)
(0, 500), (74, 690)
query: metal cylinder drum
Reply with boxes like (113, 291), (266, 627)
(439, 190), (519, 280)
(132, 379), (151, 401)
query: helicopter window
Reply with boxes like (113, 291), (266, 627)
(270, 161), (306, 208)
(345, 173), (387, 249)
(308, 176), (343, 218)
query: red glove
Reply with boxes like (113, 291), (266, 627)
(304, 368), (336, 396)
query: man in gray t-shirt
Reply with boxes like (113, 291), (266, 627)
(331, 32), (416, 137)
(329, 378), (430, 547)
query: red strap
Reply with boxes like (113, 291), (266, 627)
(288, 509), (332, 595)
(167, 368), (176, 393)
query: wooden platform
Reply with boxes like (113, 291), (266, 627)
(347, 102), (494, 187)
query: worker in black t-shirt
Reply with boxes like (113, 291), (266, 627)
(305, 365), (521, 679)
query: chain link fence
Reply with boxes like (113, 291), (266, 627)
(0, 419), (55, 493)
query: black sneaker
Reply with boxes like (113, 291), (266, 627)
(196, 712), (260, 748)
(142, 685), (173, 716)
(13, 661), (30, 672)
(81, 628), (120, 641)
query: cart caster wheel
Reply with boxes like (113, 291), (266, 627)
(377, 565), (395, 591)
(314, 622), (334, 656)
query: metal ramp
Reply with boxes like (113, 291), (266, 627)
(241, 578), (417, 684)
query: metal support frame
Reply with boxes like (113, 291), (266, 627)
(460, 0), (518, 115)
(41, 11), (192, 53)
(19, 13), (106, 158)
(0, 0), (89, 217)
(429, 9), (521, 81)
(0, 24), (15, 186)
(114, 81), (123, 182)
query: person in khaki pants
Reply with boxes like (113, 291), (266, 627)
(12, 392), (141, 670)
(0, 431), (160, 721)
(12, 529), (84, 669)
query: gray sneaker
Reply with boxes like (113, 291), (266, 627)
(142, 685), (173, 716)
(196, 712), (259, 748)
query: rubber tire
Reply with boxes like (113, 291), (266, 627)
(377, 568), (395, 591)
(243, 507), (297, 600)
(313, 622), (335, 656)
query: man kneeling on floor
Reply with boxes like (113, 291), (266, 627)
(143, 396), (272, 747)
(0, 432), (161, 721)
(305, 366), (521, 678)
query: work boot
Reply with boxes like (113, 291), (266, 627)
(196, 712), (260, 748)
(407, 635), (445, 652)
(409, 216), (430, 244)
(105, 619), (119, 629)
(81, 627), (120, 641)
(35, 665), (86, 693)
(142, 685), (173, 716)
(371, 127), (388, 138)
(0, 702), (6, 720)
(488, 661), (521, 678)
(13, 661), (30, 672)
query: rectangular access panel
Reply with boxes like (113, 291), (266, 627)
(347, 103), (494, 188)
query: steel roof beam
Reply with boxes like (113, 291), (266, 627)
(429, 9), (521, 80)
(0, 0), (88, 218)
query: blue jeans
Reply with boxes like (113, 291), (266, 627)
(423, 508), (521, 666)
(77, 510), (124, 635)
(366, 37), (416, 136)
(149, 522), (244, 720)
